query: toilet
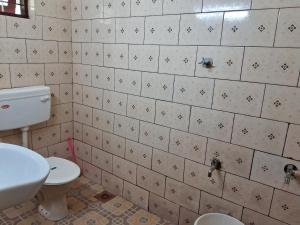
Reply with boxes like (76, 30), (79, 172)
(38, 157), (81, 221)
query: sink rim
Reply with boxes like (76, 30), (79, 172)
(0, 143), (50, 191)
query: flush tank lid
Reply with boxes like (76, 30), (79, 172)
(0, 86), (50, 101)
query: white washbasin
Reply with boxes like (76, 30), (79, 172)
(195, 213), (244, 225)
(0, 143), (50, 210)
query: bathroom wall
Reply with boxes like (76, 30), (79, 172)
(70, 1), (300, 225)
(1, 0), (300, 225)
(0, 0), (73, 156)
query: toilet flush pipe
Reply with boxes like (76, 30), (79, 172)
(21, 127), (29, 148)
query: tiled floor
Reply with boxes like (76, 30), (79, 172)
(0, 177), (173, 225)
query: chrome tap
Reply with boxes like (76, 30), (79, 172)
(284, 164), (298, 184)
(199, 57), (214, 68)
(208, 158), (221, 178)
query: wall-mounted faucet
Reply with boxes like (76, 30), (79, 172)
(284, 164), (298, 184)
(208, 158), (221, 178)
(199, 57), (214, 69)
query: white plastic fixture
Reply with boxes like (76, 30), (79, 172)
(194, 213), (245, 225)
(0, 143), (50, 210)
(0, 86), (51, 131)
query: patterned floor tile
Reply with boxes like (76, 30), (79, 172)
(0, 177), (174, 225)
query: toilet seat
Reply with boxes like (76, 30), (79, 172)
(45, 157), (80, 186)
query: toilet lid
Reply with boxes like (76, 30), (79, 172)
(45, 157), (81, 185)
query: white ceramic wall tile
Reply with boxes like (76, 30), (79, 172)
(275, 8), (300, 47)
(26, 40), (58, 63)
(0, 16), (7, 37)
(284, 124), (300, 160)
(145, 15), (180, 45)
(131, 0), (163, 16)
(179, 13), (223, 45)
(152, 149), (184, 181)
(169, 129), (207, 163)
(103, 90), (127, 115)
(206, 139), (253, 178)
(141, 72), (174, 101)
(92, 66), (115, 90)
(115, 69), (141, 95)
(213, 80), (265, 116)
(72, 20), (92, 42)
(184, 159), (225, 197)
(242, 208), (288, 225)
(125, 139), (152, 169)
(114, 114), (139, 141)
(60, 83), (73, 103)
(74, 140), (92, 162)
(103, 0), (130, 18)
(93, 109), (115, 132)
(163, 0), (202, 14)
(103, 132), (126, 157)
(43, 17), (71, 41)
(252, 0), (300, 9)
(139, 121), (170, 151)
(222, 9), (278, 46)
(72, 43), (82, 63)
(0, 64), (11, 89)
(82, 125), (103, 148)
(6, 16), (42, 39)
(35, 0), (57, 17)
(173, 76), (214, 108)
(129, 45), (159, 72)
(123, 181), (149, 210)
(58, 42), (73, 63)
(82, 43), (104, 66)
(0, 38), (26, 63)
(242, 47), (300, 86)
(73, 103), (93, 126)
(203, 0), (251, 12)
(223, 173), (273, 215)
(92, 18), (115, 43)
(251, 151), (300, 196)
(71, 0), (82, 20)
(82, 86), (103, 109)
(92, 148), (112, 172)
(270, 189), (300, 225)
(199, 192), (243, 220)
(262, 85), (300, 124)
(127, 95), (156, 122)
(137, 166), (166, 197)
(10, 64), (45, 88)
(195, 46), (244, 80)
(45, 64), (73, 84)
(81, 0), (103, 19)
(149, 193), (179, 224)
(113, 156), (137, 184)
(116, 17), (145, 44)
(232, 115), (288, 155)
(73, 64), (92, 86)
(165, 178), (200, 212)
(104, 44), (128, 69)
(56, 0), (71, 19)
(189, 107), (234, 142)
(102, 171), (124, 196)
(159, 46), (197, 76)
(178, 207), (199, 225)
(155, 101), (190, 131)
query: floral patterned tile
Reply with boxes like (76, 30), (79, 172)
(0, 177), (173, 225)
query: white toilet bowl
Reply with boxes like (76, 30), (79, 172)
(38, 157), (80, 221)
(194, 213), (244, 225)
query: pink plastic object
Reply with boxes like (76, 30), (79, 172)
(67, 137), (77, 163)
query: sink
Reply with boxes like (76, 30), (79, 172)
(0, 143), (50, 210)
(194, 213), (244, 225)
